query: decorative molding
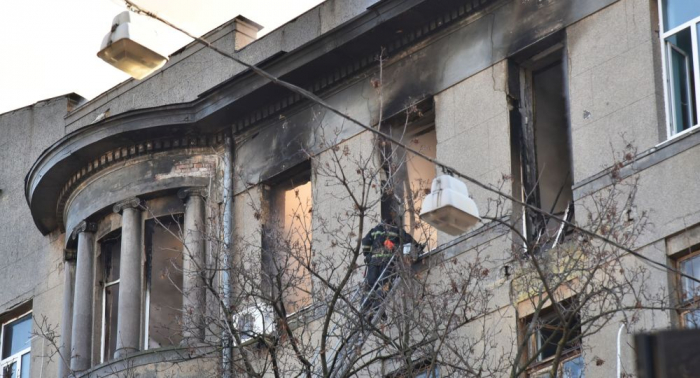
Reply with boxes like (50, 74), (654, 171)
(54, 132), (225, 232)
(113, 197), (143, 214)
(178, 187), (208, 201)
(70, 220), (97, 240)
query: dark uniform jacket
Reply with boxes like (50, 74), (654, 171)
(361, 223), (416, 265)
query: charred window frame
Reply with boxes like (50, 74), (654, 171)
(261, 162), (314, 317)
(521, 301), (583, 378)
(659, 0), (700, 138)
(508, 33), (574, 250)
(0, 305), (32, 378)
(380, 101), (437, 258)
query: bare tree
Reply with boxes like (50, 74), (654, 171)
(33, 51), (689, 378)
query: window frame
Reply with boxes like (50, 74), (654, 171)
(522, 303), (583, 378)
(263, 164), (315, 318)
(99, 233), (121, 364)
(659, 2), (700, 139)
(676, 250), (700, 328)
(0, 311), (32, 378)
(143, 214), (185, 350)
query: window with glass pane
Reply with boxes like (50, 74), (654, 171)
(661, 1), (700, 136)
(663, 0), (700, 32)
(0, 313), (31, 378)
(101, 235), (121, 362)
(678, 253), (700, 328)
(413, 366), (440, 378)
(524, 302), (583, 378)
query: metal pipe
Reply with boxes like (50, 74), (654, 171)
(222, 135), (234, 378)
(617, 322), (627, 378)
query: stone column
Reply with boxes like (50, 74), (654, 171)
(69, 221), (97, 373)
(59, 249), (76, 378)
(113, 198), (143, 358)
(178, 188), (207, 343)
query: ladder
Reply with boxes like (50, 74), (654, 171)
(311, 255), (401, 378)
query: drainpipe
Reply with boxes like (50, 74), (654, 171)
(617, 322), (627, 378)
(222, 135), (234, 378)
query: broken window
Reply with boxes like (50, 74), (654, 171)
(523, 301), (583, 378)
(400, 125), (438, 252)
(145, 216), (184, 349)
(509, 42), (574, 247)
(100, 233), (121, 362)
(264, 168), (313, 315)
(383, 107), (437, 254)
(0, 311), (31, 378)
(660, 2), (700, 136)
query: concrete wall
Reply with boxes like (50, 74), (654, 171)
(434, 61), (512, 245)
(568, 0), (664, 182)
(2, 0), (697, 377)
(0, 96), (71, 377)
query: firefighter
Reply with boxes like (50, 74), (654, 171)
(360, 219), (419, 316)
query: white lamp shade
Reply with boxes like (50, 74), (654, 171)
(419, 175), (481, 236)
(97, 11), (168, 80)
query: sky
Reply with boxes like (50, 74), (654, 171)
(0, 0), (323, 115)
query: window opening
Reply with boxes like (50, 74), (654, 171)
(381, 106), (437, 256)
(510, 46), (574, 248)
(265, 168), (313, 316)
(100, 233), (121, 363)
(677, 251), (700, 327)
(660, 1), (700, 137)
(145, 216), (184, 349)
(398, 125), (438, 252)
(386, 361), (440, 378)
(0, 312), (32, 378)
(523, 301), (583, 378)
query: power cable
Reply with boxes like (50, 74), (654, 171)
(121, 0), (700, 285)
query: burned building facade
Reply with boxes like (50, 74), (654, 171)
(1, 0), (699, 377)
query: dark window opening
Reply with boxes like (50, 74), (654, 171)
(509, 42), (574, 249)
(100, 233), (121, 363)
(523, 301), (583, 377)
(145, 216), (184, 349)
(386, 360), (440, 378)
(381, 104), (437, 257)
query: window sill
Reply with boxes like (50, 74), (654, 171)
(658, 123), (700, 149)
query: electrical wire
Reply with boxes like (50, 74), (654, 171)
(121, 0), (700, 285)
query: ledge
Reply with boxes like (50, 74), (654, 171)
(572, 126), (700, 200)
(78, 345), (218, 378)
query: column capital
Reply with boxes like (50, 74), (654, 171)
(70, 220), (97, 240)
(178, 187), (208, 201)
(113, 197), (142, 214)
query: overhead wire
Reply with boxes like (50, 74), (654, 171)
(121, 0), (700, 285)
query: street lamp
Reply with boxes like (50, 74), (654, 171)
(97, 11), (168, 80)
(420, 175), (481, 236)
